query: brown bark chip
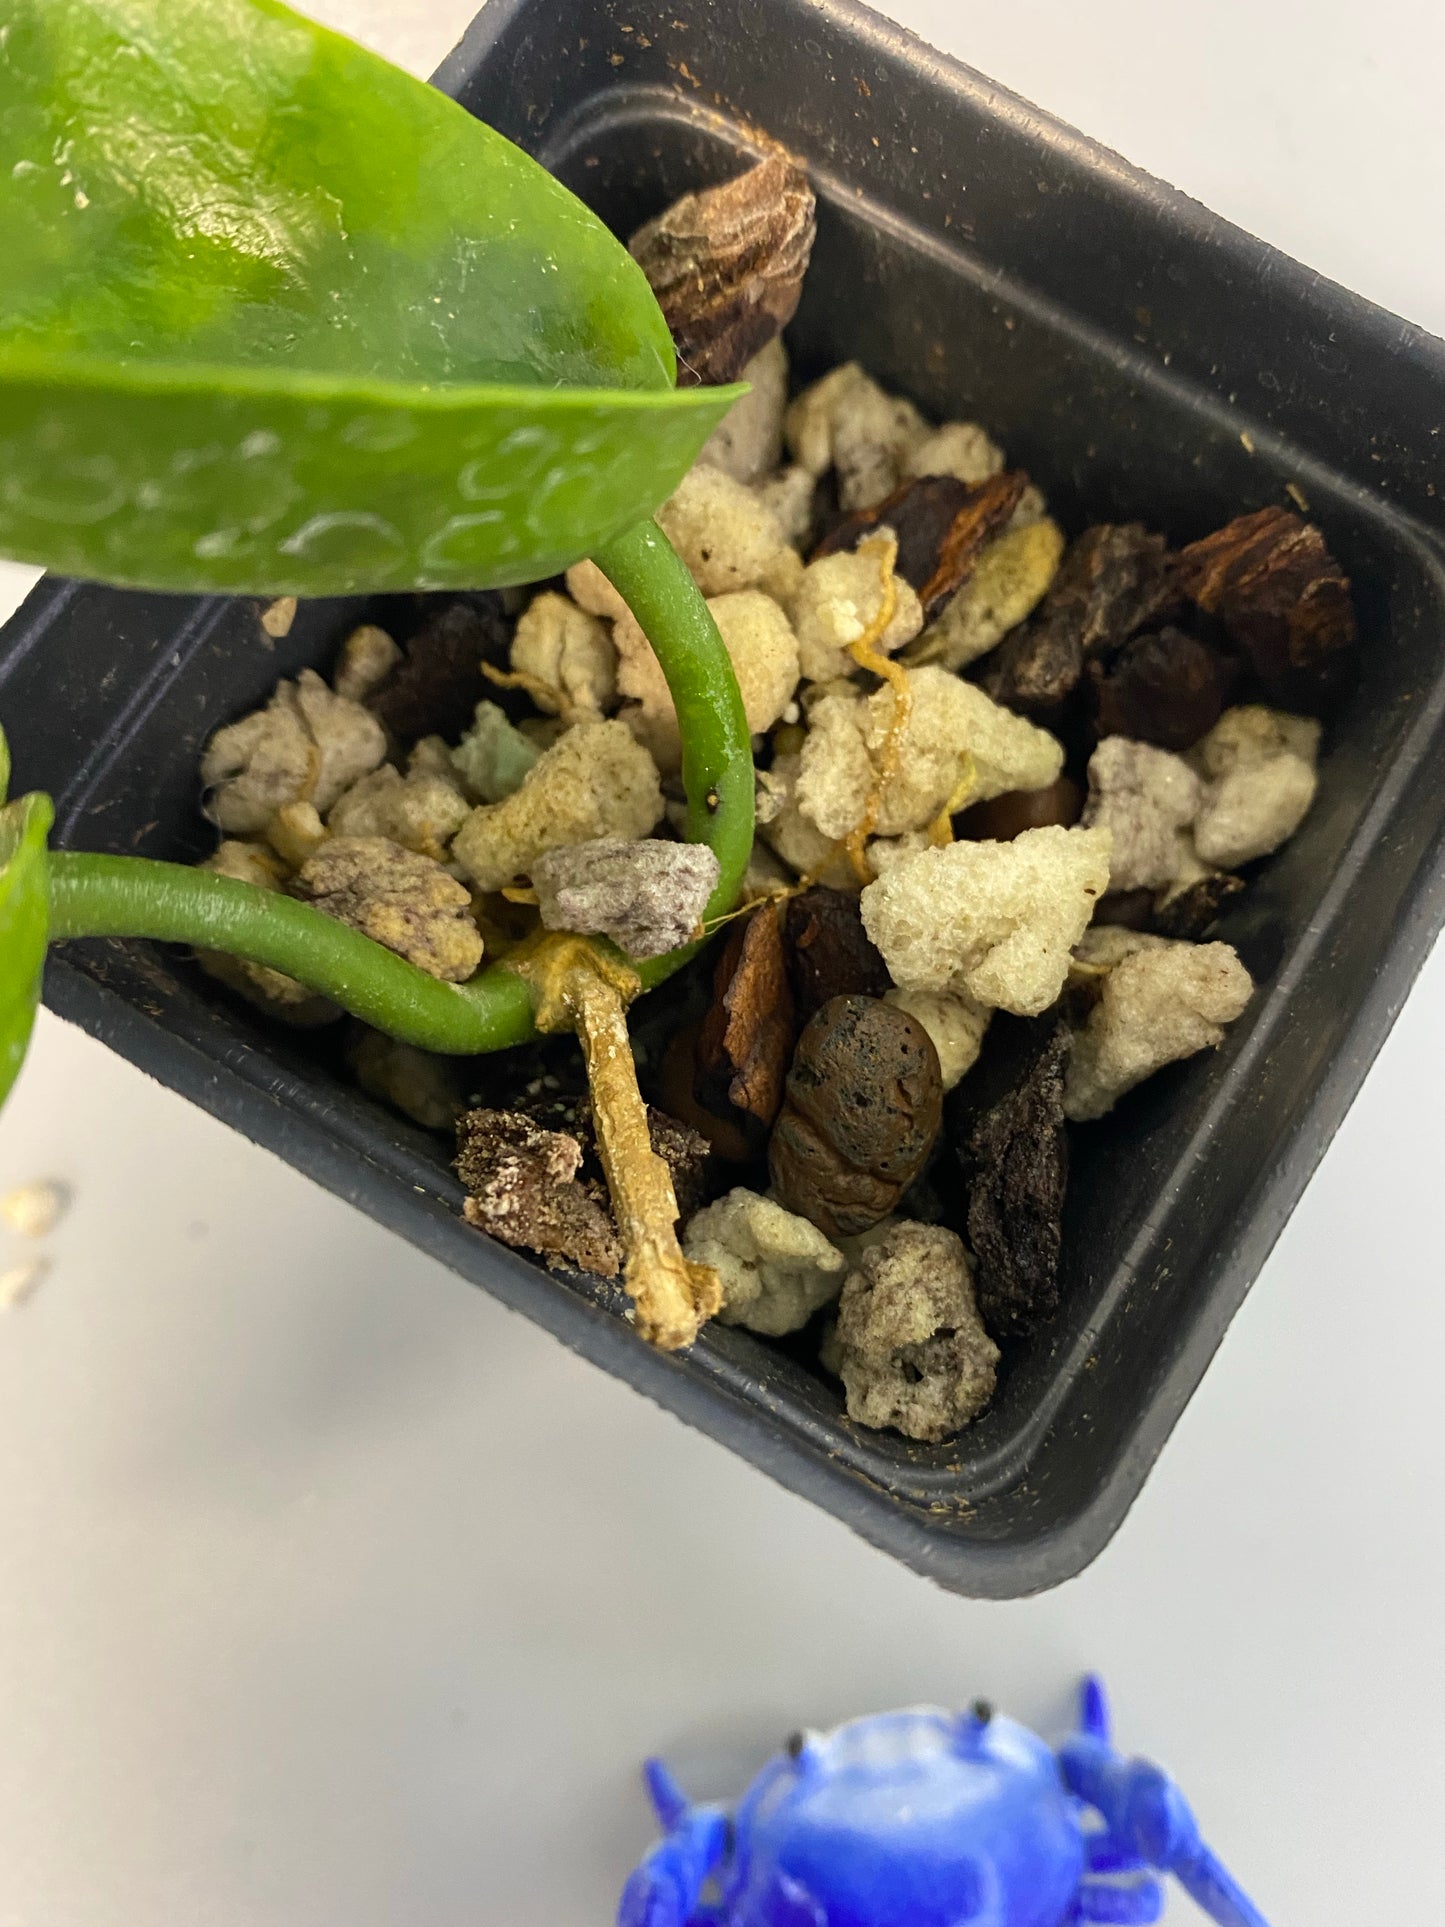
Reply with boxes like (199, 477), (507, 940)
(629, 156), (817, 385)
(812, 471), (1028, 619)
(783, 887), (892, 1020)
(986, 524), (1180, 720)
(1088, 625), (1239, 751)
(367, 596), (511, 747)
(955, 1018), (1072, 1338)
(695, 903), (797, 1146)
(1177, 507), (1357, 710)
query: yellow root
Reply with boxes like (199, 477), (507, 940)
(481, 661), (589, 728)
(516, 933), (722, 1352)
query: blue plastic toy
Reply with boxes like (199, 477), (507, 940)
(618, 1677), (1268, 1925)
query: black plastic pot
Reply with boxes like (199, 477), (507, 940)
(5, 0), (1445, 1598)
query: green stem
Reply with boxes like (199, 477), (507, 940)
(48, 854), (538, 1053)
(41, 518), (755, 1053)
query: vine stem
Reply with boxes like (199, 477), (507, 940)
(41, 517), (754, 1054)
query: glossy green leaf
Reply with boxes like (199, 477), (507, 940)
(0, 769), (52, 1109)
(0, 0), (741, 595)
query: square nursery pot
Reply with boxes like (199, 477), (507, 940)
(5, 0), (1445, 1598)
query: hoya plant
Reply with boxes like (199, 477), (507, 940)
(0, 0), (759, 1348)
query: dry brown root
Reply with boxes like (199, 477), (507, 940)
(518, 933), (722, 1351)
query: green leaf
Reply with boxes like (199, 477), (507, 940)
(0, 777), (52, 1110)
(0, 0), (740, 595)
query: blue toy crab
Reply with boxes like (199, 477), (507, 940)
(619, 1677), (1267, 1925)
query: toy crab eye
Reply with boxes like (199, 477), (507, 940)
(970, 1700), (994, 1726)
(785, 1731), (806, 1759)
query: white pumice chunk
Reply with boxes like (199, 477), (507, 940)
(1064, 934), (1254, 1121)
(531, 836), (721, 959)
(616, 589), (800, 772)
(759, 752), (859, 886)
(902, 420), (1005, 485)
(1190, 705), (1321, 868)
(1082, 737), (1205, 893)
(696, 336), (789, 482)
(326, 764), (470, 861)
(265, 799), (328, 869)
(260, 596), (297, 639)
(912, 519), (1065, 670)
(833, 1222), (999, 1440)
(511, 591), (618, 717)
(450, 701), (541, 804)
(861, 825), (1113, 1014)
(201, 670), (387, 834)
(0, 1181), (70, 1241)
(683, 1188), (847, 1336)
(348, 1031), (466, 1132)
(885, 988), (992, 1091)
(656, 463), (792, 598)
(564, 557), (631, 624)
(332, 624), (402, 702)
(784, 362), (929, 508)
(756, 464), (817, 547)
(451, 720), (664, 893)
(788, 546), (925, 682)
(796, 667), (1065, 842)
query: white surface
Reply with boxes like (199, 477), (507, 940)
(2, 2), (1443, 1921)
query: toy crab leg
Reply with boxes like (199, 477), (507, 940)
(521, 935), (722, 1351)
(1070, 1882), (1163, 1924)
(1058, 1690), (1271, 1927)
(619, 1760), (730, 1927)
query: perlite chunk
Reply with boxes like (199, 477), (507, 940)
(1190, 704), (1320, 868)
(1082, 736), (1204, 893)
(200, 669), (387, 834)
(796, 667), (1065, 842)
(511, 590), (618, 717)
(616, 589), (801, 771)
(788, 546), (925, 682)
(532, 837), (721, 959)
(901, 419), (1005, 486)
(833, 1222), (999, 1440)
(656, 463), (794, 597)
(683, 1187), (847, 1335)
(1064, 929), (1254, 1120)
(450, 720), (664, 893)
(697, 336), (789, 483)
(450, 701), (541, 805)
(326, 763), (470, 861)
(911, 520), (1066, 670)
(332, 623), (402, 703)
(756, 464), (817, 547)
(860, 825), (1112, 1014)
(785, 362), (928, 509)
(885, 987), (991, 1091)
(292, 837), (484, 981)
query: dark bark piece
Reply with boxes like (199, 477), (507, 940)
(810, 471), (1028, 619)
(1093, 888), (1156, 931)
(769, 995), (943, 1239)
(783, 887), (892, 1020)
(1151, 870), (1246, 940)
(1177, 507), (1357, 711)
(456, 1108), (623, 1277)
(658, 1022), (754, 1164)
(1088, 625), (1239, 751)
(985, 523), (1180, 721)
(628, 155), (817, 386)
(368, 596), (511, 747)
(643, 1107), (714, 1222)
(955, 774), (1082, 843)
(694, 904), (797, 1151)
(953, 1019), (1071, 1339)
